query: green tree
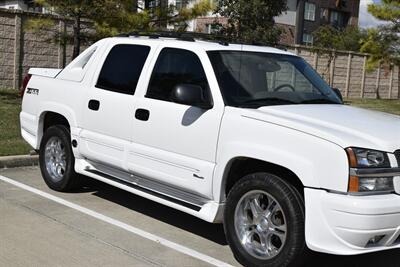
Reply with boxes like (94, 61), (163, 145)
(360, 0), (400, 68)
(27, 0), (212, 59)
(367, 0), (400, 27)
(313, 25), (368, 52)
(214, 0), (287, 44)
(311, 25), (368, 85)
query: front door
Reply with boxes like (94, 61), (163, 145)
(129, 47), (224, 198)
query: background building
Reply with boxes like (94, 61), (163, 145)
(0, 0), (360, 46)
(192, 0), (360, 45)
(275, 0), (360, 45)
(0, 0), (44, 13)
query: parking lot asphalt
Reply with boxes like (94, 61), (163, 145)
(1, 166), (399, 267)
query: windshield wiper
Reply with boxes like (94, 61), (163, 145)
(300, 98), (340, 104)
(238, 97), (296, 108)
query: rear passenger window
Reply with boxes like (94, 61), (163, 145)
(146, 48), (209, 102)
(96, 44), (150, 95)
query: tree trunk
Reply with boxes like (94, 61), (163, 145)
(72, 15), (81, 59)
(132, 0), (138, 12)
(159, 0), (168, 29)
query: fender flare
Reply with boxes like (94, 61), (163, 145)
(212, 142), (316, 202)
(36, 102), (78, 148)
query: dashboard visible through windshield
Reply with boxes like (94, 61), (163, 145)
(207, 50), (342, 108)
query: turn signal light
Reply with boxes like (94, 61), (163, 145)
(346, 148), (358, 168)
(348, 176), (359, 193)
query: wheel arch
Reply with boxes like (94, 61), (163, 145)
(37, 106), (76, 149)
(219, 157), (306, 202)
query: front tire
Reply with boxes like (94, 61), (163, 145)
(39, 125), (80, 191)
(224, 173), (306, 267)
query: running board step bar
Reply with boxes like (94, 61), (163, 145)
(84, 162), (210, 211)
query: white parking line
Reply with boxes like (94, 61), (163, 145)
(0, 175), (234, 267)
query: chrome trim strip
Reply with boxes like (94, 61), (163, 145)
(80, 137), (124, 151)
(85, 160), (210, 208)
(129, 151), (200, 173)
(350, 167), (400, 178)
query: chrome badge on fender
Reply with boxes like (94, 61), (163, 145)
(26, 88), (39, 95)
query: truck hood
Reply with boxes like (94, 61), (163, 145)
(242, 104), (400, 152)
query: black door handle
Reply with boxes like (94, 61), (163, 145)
(135, 109), (150, 121)
(88, 100), (100, 111)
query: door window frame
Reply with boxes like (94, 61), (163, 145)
(130, 44), (225, 110)
(144, 47), (214, 105)
(89, 41), (157, 96)
(94, 44), (151, 95)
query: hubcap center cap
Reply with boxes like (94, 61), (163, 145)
(257, 218), (269, 232)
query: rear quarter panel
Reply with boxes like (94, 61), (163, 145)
(20, 75), (87, 149)
(20, 41), (108, 150)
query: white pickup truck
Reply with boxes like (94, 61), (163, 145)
(20, 33), (400, 267)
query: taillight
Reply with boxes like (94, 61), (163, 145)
(19, 74), (32, 98)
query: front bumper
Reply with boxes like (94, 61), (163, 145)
(305, 188), (400, 255)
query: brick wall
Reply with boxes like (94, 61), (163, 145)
(277, 24), (296, 45)
(194, 16), (228, 33)
(0, 9), (398, 99)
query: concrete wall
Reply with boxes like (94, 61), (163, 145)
(0, 8), (75, 89)
(0, 8), (398, 99)
(0, 10), (15, 88)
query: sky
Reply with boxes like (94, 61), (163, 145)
(359, 0), (389, 28)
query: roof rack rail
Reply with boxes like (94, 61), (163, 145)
(115, 31), (285, 50)
(117, 31), (196, 42)
(116, 31), (233, 45)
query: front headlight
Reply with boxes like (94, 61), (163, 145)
(346, 148), (394, 194)
(347, 147), (391, 168)
(353, 177), (394, 193)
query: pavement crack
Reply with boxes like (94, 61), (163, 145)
(1, 197), (166, 267)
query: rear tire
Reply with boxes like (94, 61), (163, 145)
(224, 172), (306, 267)
(39, 125), (81, 191)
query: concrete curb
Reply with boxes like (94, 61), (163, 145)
(0, 155), (39, 169)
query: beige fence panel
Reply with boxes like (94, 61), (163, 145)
(0, 9), (399, 99)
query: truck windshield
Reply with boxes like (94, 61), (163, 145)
(207, 51), (342, 108)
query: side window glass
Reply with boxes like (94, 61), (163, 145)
(146, 48), (210, 102)
(96, 44), (150, 95)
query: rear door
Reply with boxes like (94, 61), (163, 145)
(79, 43), (153, 170)
(128, 47), (225, 198)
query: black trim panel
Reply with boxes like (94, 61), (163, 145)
(395, 150), (400, 167)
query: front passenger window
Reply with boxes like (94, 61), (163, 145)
(146, 48), (210, 102)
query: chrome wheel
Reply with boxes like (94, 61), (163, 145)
(234, 190), (287, 260)
(44, 136), (67, 182)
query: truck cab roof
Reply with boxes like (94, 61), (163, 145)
(109, 35), (296, 56)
